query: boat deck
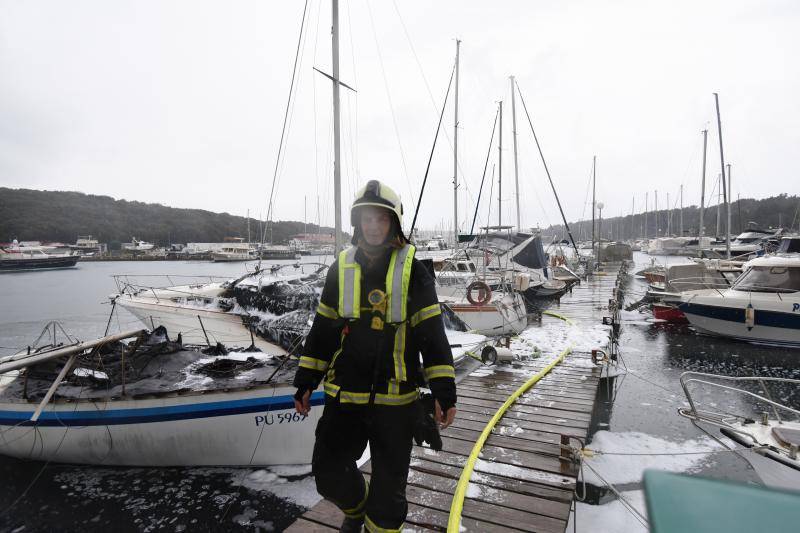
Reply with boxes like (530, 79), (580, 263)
(286, 350), (602, 532)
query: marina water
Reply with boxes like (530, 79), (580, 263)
(1, 254), (797, 532)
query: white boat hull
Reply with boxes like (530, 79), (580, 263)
(0, 382), (323, 466)
(116, 296), (286, 355)
(445, 293), (528, 336)
(679, 290), (800, 347)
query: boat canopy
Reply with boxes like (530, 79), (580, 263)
(732, 259), (800, 293)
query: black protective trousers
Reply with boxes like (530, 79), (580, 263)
(312, 398), (416, 532)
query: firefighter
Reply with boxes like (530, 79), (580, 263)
(293, 180), (457, 533)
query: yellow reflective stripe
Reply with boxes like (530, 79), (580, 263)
(385, 248), (400, 323)
(392, 324), (407, 382)
(337, 249), (347, 316)
(316, 302), (338, 319)
(299, 356), (329, 372)
(323, 381), (340, 398)
(399, 245), (415, 323)
(410, 303), (441, 327)
(340, 390), (371, 404)
(365, 514), (403, 533)
(385, 244), (415, 323)
(374, 390), (418, 406)
(343, 481), (369, 517)
(338, 248), (361, 319)
(326, 329), (349, 383)
(323, 384), (418, 406)
(424, 364), (455, 380)
(387, 380), (400, 395)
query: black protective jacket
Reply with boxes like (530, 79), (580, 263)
(293, 247), (457, 411)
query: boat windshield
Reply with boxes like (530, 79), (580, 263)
(732, 266), (800, 293)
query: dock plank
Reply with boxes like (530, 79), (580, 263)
(289, 349), (604, 532)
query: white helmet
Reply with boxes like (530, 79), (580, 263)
(350, 180), (403, 228)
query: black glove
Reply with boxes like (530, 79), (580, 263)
(413, 393), (442, 451)
(294, 387), (311, 402)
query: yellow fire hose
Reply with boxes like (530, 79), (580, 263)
(446, 312), (574, 532)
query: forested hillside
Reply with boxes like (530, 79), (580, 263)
(544, 194), (800, 241)
(0, 188), (336, 246)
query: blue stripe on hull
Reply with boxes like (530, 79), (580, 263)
(0, 391), (325, 427)
(677, 302), (800, 330)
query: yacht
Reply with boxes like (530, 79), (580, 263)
(712, 228), (783, 257)
(212, 245), (257, 262)
(0, 241), (79, 272)
(677, 256), (800, 347)
(123, 238), (155, 252)
(647, 236), (714, 256)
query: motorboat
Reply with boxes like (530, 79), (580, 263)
(648, 261), (735, 323)
(212, 245), (258, 262)
(647, 236), (714, 256)
(677, 256), (800, 347)
(123, 238), (155, 251)
(598, 241), (634, 262)
(0, 326), (323, 466)
(712, 228), (784, 257)
(678, 371), (800, 491)
(0, 242), (79, 272)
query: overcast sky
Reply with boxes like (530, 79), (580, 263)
(1, 0), (798, 234)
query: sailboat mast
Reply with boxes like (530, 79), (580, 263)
(498, 100), (503, 227)
(699, 129), (708, 237)
(714, 92), (730, 259)
(655, 189), (659, 236)
(247, 209), (251, 244)
(591, 156), (596, 253)
(716, 174), (722, 238)
(453, 39), (461, 250)
(667, 192), (671, 235)
(644, 191), (648, 239)
(680, 184), (684, 236)
(727, 163), (732, 244)
(631, 195), (635, 240)
(510, 76), (521, 231)
(332, 0), (343, 253)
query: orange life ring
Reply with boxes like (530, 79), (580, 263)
(466, 281), (492, 306)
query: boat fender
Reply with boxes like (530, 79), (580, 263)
(466, 281), (492, 306)
(720, 427), (754, 448)
(745, 303), (755, 330)
(762, 449), (800, 473)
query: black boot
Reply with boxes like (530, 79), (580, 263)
(339, 516), (363, 533)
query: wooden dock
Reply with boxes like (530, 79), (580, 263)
(286, 350), (602, 533)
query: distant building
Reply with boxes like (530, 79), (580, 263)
(290, 233), (335, 245)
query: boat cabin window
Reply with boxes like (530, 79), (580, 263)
(733, 266), (800, 293)
(778, 239), (800, 254)
(457, 263), (469, 272)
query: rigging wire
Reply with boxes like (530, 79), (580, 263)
(515, 80), (579, 254)
(345, 0), (360, 182)
(391, 1), (482, 231)
(409, 63), (456, 235)
(365, 0), (416, 209)
(470, 108), (499, 235)
(262, 0), (310, 246)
